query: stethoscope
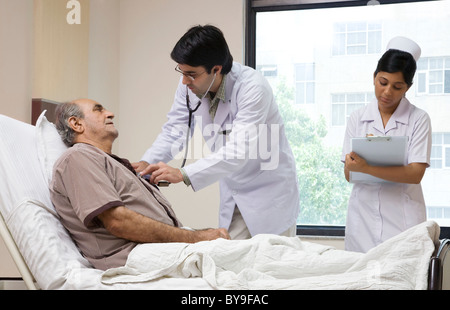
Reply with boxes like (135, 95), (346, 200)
(138, 72), (217, 187)
(181, 72), (217, 168)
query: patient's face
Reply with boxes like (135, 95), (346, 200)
(76, 99), (118, 141)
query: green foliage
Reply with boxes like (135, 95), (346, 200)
(275, 78), (351, 225)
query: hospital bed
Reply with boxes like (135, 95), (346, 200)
(0, 102), (448, 290)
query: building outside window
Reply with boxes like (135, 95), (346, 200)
(431, 133), (450, 169)
(417, 57), (450, 94)
(332, 21), (382, 56)
(295, 63), (315, 104)
(331, 92), (374, 126)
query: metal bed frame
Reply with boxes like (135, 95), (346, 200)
(428, 239), (450, 290)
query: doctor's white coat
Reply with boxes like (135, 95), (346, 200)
(141, 62), (300, 236)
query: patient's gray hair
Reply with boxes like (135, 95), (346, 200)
(55, 101), (84, 147)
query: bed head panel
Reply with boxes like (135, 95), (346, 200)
(31, 98), (60, 125)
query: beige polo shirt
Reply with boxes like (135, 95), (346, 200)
(50, 143), (181, 270)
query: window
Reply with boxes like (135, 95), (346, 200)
(427, 207), (450, 225)
(257, 65), (278, 77)
(431, 133), (450, 169)
(417, 57), (450, 94)
(247, 0), (450, 237)
(333, 21), (382, 56)
(295, 63), (315, 104)
(331, 92), (373, 126)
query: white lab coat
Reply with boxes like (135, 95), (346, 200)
(141, 62), (300, 236)
(341, 98), (432, 253)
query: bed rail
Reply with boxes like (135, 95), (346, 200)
(428, 239), (450, 290)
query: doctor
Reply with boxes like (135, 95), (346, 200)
(342, 37), (432, 253)
(133, 25), (299, 239)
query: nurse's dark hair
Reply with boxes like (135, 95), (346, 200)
(55, 101), (84, 147)
(171, 25), (233, 74)
(374, 49), (417, 87)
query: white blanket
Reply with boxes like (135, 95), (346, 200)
(101, 221), (439, 290)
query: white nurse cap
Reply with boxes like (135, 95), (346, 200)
(386, 36), (421, 62)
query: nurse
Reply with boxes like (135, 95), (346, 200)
(342, 36), (432, 253)
(133, 25), (300, 239)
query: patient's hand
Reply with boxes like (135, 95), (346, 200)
(132, 161), (149, 173)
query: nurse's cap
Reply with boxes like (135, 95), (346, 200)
(386, 36), (421, 62)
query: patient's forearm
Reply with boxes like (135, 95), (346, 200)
(99, 206), (188, 242)
(97, 206), (228, 243)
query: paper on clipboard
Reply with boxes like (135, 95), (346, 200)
(350, 136), (408, 183)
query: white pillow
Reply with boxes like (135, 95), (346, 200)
(36, 111), (68, 184)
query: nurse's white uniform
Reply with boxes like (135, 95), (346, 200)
(341, 97), (432, 253)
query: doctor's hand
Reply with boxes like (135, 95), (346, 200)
(131, 161), (149, 174)
(144, 162), (183, 185)
(345, 152), (369, 173)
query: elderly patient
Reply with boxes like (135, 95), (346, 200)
(50, 98), (229, 270)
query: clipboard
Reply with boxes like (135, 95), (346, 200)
(349, 136), (408, 183)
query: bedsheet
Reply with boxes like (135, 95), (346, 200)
(102, 220), (439, 290)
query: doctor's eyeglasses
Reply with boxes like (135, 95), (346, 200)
(175, 65), (206, 81)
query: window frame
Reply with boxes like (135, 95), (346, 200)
(245, 0), (449, 239)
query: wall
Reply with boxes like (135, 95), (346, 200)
(88, 0), (120, 153)
(0, 0), (33, 123)
(33, 0), (90, 102)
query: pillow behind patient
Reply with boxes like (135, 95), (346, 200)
(36, 110), (68, 184)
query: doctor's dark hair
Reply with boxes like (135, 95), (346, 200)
(171, 25), (233, 74)
(55, 101), (85, 147)
(374, 49), (417, 87)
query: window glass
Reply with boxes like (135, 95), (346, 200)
(254, 0), (450, 226)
